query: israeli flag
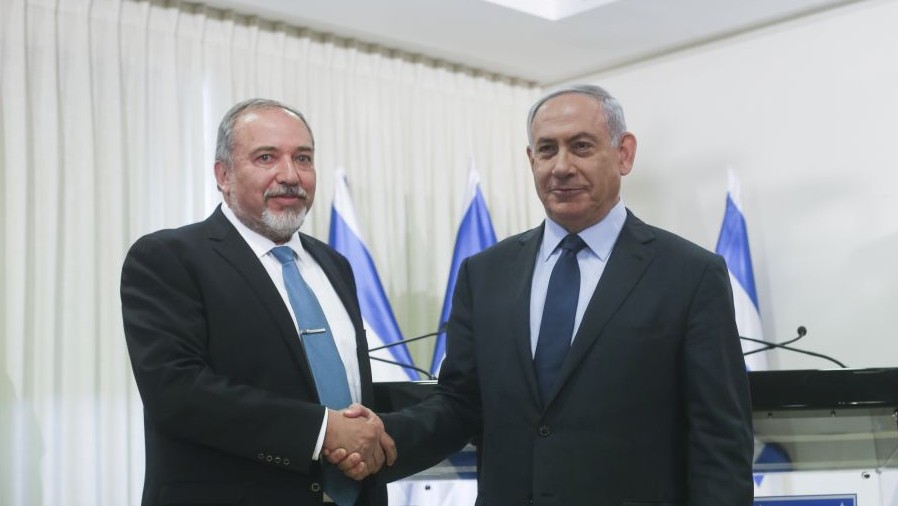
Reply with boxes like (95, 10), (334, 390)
(429, 161), (497, 376)
(715, 169), (767, 371)
(329, 168), (417, 381)
(716, 170), (786, 488)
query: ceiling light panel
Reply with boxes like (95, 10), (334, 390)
(479, 0), (623, 21)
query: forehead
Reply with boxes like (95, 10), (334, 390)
(233, 107), (312, 147)
(531, 93), (608, 140)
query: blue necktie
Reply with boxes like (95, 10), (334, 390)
(270, 246), (360, 506)
(533, 234), (587, 403)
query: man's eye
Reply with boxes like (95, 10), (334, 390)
(257, 154), (273, 162)
(573, 142), (592, 151)
(296, 154), (313, 164)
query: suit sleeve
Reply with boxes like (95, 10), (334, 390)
(121, 233), (324, 474)
(683, 255), (754, 505)
(380, 258), (482, 482)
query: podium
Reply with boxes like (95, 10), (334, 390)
(750, 368), (898, 473)
(374, 368), (898, 499)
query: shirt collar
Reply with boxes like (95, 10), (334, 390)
(220, 204), (306, 259)
(539, 199), (627, 263)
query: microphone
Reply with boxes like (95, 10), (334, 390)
(367, 324), (447, 381)
(740, 326), (847, 368)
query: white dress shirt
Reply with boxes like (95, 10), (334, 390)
(529, 199), (627, 355)
(222, 205), (360, 460)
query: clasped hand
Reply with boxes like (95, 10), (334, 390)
(323, 403), (396, 480)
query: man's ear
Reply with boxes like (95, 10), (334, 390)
(214, 161), (229, 193)
(618, 133), (637, 176)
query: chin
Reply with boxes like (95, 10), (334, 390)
(262, 207), (306, 238)
(548, 205), (585, 220)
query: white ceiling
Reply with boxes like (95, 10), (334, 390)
(198, 0), (864, 85)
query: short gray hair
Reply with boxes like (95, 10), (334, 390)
(215, 98), (314, 165)
(526, 84), (627, 148)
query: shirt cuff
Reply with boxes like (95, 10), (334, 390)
(312, 409), (327, 461)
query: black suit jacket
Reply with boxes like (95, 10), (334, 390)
(121, 206), (386, 506)
(383, 211), (754, 506)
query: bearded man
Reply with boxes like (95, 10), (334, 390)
(121, 99), (393, 506)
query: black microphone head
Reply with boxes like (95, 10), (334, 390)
(797, 325), (807, 337)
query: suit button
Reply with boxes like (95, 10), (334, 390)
(275, 456), (282, 464)
(283, 458), (291, 466)
(538, 425), (550, 437)
(257, 453), (265, 461)
(310, 482), (322, 493)
(266, 455), (273, 463)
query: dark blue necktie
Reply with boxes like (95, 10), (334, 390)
(534, 234), (587, 402)
(270, 246), (360, 506)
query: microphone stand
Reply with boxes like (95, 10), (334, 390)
(368, 326), (446, 381)
(368, 329), (443, 352)
(740, 326), (847, 368)
(743, 326), (806, 356)
(369, 356), (436, 380)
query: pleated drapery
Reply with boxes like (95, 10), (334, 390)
(0, 0), (542, 504)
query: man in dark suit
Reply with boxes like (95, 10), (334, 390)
(337, 84), (754, 505)
(121, 99), (394, 506)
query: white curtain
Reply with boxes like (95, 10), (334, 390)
(0, 0), (541, 504)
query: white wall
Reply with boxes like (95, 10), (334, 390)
(579, 0), (898, 370)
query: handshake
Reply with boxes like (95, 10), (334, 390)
(323, 403), (396, 480)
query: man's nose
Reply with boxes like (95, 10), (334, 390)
(276, 156), (301, 183)
(551, 149), (575, 176)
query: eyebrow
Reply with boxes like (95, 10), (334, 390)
(567, 132), (600, 142)
(249, 145), (277, 156)
(248, 144), (314, 156)
(534, 132), (599, 145)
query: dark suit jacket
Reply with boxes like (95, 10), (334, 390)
(382, 211), (754, 506)
(121, 206), (386, 506)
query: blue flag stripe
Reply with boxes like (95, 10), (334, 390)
(329, 205), (416, 380)
(430, 185), (497, 375)
(715, 195), (759, 310)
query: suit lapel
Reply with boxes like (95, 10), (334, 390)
(205, 208), (318, 390)
(300, 235), (375, 405)
(545, 212), (656, 406)
(509, 226), (546, 408)
(301, 235), (362, 332)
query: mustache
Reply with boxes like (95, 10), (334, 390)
(264, 185), (308, 200)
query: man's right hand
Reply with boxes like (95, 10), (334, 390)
(323, 404), (396, 480)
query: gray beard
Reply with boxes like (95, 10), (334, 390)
(261, 207), (306, 242)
